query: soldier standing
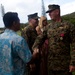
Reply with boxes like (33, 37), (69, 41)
(32, 4), (75, 75)
(21, 13), (40, 75)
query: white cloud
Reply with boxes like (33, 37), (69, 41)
(61, 1), (75, 15)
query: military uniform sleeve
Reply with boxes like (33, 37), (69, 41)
(70, 24), (75, 66)
(32, 28), (47, 50)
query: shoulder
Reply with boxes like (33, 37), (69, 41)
(62, 20), (75, 29)
(12, 33), (24, 42)
(24, 25), (32, 32)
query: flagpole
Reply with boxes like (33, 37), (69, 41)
(41, 0), (46, 17)
(1, 4), (5, 17)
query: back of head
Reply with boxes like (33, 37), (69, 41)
(39, 16), (47, 28)
(40, 16), (47, 21)
(36, 26), (42, 35)
(3, 12), (19, 28)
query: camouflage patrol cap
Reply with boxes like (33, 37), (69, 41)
(28, 13), (39, 20)
(46, 4), (60, 13)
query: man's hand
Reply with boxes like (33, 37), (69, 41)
(33, 48), (39, 54)
(69, 65), (75, 72)
(33, 48), (39, 59)
(30, 64), (36, 72)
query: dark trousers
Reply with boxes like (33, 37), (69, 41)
(48, 70), (72, 75)
(28, 62), (40, 75)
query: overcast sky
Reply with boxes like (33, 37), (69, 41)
(0, 0), (75, 27)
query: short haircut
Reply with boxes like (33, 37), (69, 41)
(3, 12), (19, 28)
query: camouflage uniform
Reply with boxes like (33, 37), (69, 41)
(32, 20), (75, 75)
(21, 25), (41, 75)
(21, 25), (37, 53)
